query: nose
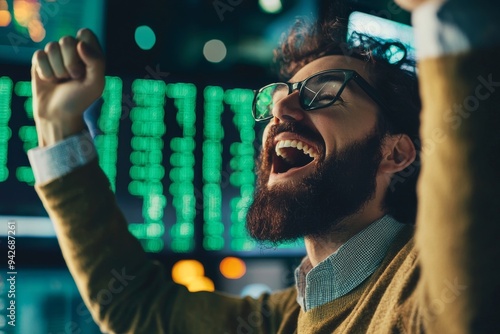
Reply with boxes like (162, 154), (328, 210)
(272, 91), (305, 123)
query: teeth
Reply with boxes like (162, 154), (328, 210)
(274, 139), (318, 160)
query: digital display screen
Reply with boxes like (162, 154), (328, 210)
(0, 75), (305, 255)
(347, 11), (415, 63)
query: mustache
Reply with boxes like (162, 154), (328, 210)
(266, 121), (324, 149)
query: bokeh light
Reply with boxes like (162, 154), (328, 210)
(0, 10), (11, 27)
(171, 259), (205, 285)
(240, 283), (272, 298)
(186, 276), (215, 292)
(220, 256), (246, 279)
(203, 39), (227, 63)
(258, 0), (282, 14)
(135, 25), (157, 50)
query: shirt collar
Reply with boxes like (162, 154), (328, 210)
(294, 215), (405, 311)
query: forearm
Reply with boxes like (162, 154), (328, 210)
(416, 48), (500, 333)
(35, 160), (176, 332)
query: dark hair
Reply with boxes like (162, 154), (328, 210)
(273, 17), (421, 224)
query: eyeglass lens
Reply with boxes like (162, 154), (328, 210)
(301, 72), (346, 109)
(254, 71), (348, 121)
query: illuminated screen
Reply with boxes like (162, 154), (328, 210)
(0, 75), (305, 256)
(347, 11), (415, 62)
(0, 0), (105, 64)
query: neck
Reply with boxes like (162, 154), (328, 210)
(304, 210), (386, 267)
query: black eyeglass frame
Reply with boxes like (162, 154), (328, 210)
(252, 69), (392, 122)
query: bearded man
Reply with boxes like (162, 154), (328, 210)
(28, 0), (500, 332)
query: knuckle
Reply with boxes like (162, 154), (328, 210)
(44, 42), (59, 53)
(77, 28), (89, 36)
(59, 36), (76, 46)
(33, 50), (47, 62)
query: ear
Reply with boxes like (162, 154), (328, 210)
(379, 134), (416, 174)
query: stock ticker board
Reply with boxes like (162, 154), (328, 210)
(0, 76), (304, 255)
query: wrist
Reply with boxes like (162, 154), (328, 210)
(35, 117), (86, 147)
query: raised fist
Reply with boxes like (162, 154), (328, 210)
(31, 28), (105, 146)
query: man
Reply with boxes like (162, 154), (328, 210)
(28, 0), (499, 333)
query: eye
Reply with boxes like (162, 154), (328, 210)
(302, 74), (347, 108)
(315, 83), (342, 102)
(317, 91), (337, 101)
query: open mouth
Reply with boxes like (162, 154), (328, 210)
(273, 139), (319, 174)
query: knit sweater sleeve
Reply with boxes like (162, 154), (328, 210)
(35, 159), (297, 333)
(414, 47), (500, 333)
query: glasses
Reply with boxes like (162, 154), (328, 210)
(252, 69), (392, 122)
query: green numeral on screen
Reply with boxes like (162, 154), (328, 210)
(128, 79), (167, 253)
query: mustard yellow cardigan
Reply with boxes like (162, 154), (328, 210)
(36, 48), (500, 333)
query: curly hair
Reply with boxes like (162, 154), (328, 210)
(273, 17), (421, 224)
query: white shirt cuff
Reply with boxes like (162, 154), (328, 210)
(413, 1), (500, 59)
(27, 131), (97, 185)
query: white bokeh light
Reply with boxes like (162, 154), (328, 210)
(203, 39), (227, 63)
(259, 0), (282, 14)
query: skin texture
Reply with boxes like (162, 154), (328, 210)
(258, 55), (416, 265)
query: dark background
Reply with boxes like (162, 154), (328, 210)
(102, 0), (410, 84)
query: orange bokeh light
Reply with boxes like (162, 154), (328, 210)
(186, 276), (215, 292)
(14, 0), (40, 27)
(171, 259), (205, 285)
(219, 256), (246, 279)
(0, 10), (11, 26)
(28, 19), (45, 42)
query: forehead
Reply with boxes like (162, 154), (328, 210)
(290, 55), (372, 83)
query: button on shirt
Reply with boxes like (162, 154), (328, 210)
(294, 215), (405, 311)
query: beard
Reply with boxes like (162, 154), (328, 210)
(246, 122), (384, 245)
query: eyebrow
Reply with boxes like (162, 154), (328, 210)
(313, 73), (345, 84)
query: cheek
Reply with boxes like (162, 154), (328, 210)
(314, 117), (347, 155)
(318, 112), (377, 155)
